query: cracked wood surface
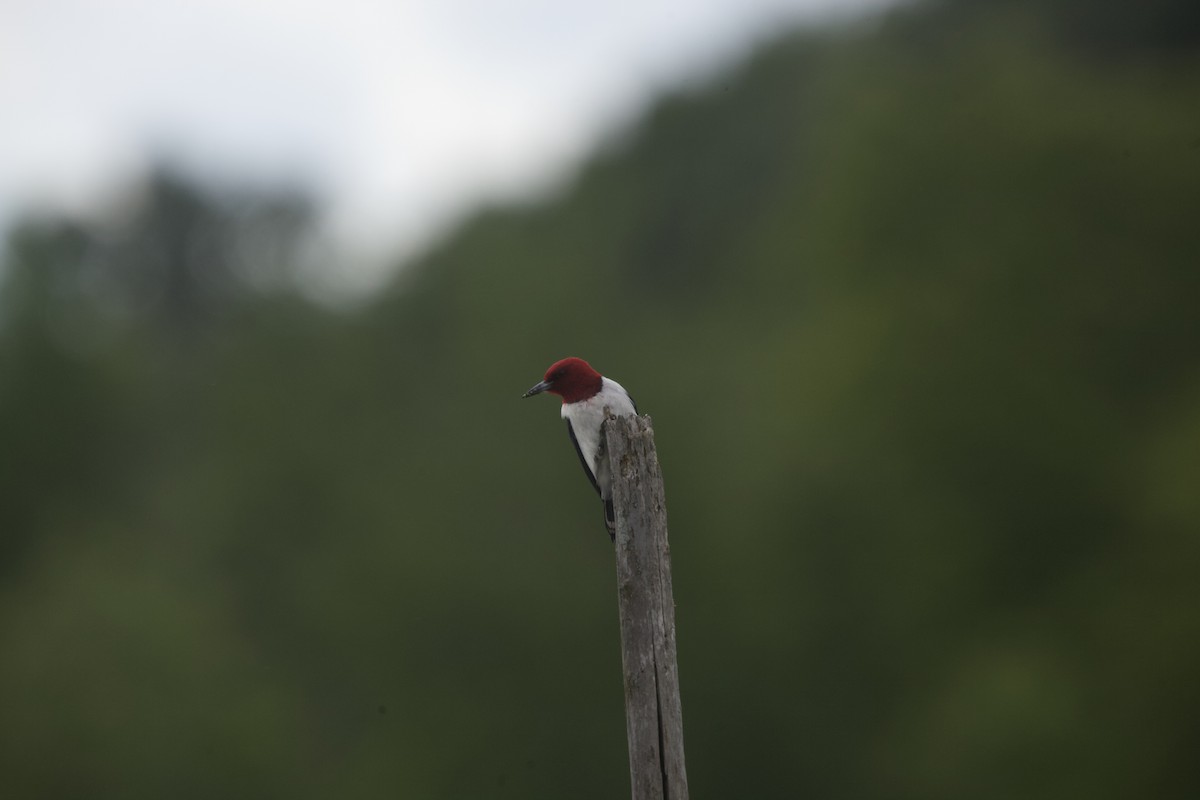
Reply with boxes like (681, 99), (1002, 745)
(604, 414), (688, 800)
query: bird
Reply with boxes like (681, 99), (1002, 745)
(522, 357), (638, 540)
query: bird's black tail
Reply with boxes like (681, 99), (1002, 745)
(604, 498), (616, 542)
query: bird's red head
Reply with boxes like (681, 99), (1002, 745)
(522, 357), (603, 404)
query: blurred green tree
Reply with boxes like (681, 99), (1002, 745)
(1, 1), (1198, 797)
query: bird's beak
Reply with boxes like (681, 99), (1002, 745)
(522, 379), (552, 398)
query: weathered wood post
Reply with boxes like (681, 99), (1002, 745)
(602, 414), (689, 800)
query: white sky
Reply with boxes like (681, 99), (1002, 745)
(1, 0), (892, 293)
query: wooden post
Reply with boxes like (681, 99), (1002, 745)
(602, 414), (689, 800)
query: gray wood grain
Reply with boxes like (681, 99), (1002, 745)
(603, 414), (689, 800)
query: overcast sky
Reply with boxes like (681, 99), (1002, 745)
(1, 0), (893, 292)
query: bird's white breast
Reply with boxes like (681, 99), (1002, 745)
(561, 377), (637, 480)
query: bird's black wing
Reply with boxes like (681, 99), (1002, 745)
(565, 418), (601, 497)
(567, 418), (618, 542)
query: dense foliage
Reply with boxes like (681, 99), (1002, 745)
(2, 1), (1197, 797)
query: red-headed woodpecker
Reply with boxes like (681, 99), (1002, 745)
(522, 357), (638, 540)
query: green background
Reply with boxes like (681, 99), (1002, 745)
(2, 0), (1198, 796)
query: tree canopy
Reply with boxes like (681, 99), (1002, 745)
(1, 1), (1198, 797)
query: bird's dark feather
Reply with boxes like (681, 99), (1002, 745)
(565, 418), (600, 496)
